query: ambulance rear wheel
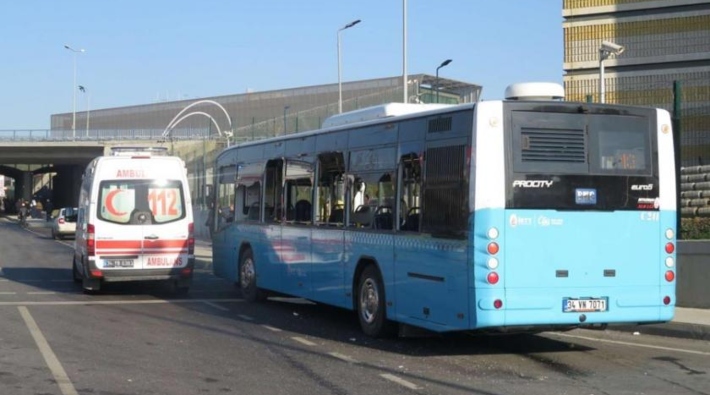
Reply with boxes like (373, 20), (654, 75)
(72, 257), (81, 283)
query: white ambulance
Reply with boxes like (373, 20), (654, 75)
(73, 147), (195, 294)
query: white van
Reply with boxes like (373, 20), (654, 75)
(73, 147), (195, 294)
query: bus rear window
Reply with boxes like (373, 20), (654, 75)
(98, 180), (186, 224)
(591, 116), (650, 175)
(512, 111), (652, 176)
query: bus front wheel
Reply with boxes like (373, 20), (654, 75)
(357, 265), (394, 337)
(240, 248), (265, 302)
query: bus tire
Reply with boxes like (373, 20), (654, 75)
(357, 265), (394, 338)
(240, 248), (265, 302)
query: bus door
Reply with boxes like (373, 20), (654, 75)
(309, 153), (347, 306)
(212, 164), (237, 281)
(280, 159), (315, 296)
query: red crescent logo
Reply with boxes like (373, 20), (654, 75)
(106, 189), (127, 216)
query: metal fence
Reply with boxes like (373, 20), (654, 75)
(0, 128), (218, 142)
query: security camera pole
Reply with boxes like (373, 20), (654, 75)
(599, 40), (625, 104)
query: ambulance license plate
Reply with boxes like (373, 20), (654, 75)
(104, 259), (134, 268)
(563, 298), (607, 312)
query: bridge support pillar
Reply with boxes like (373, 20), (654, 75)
(20, 171), (32, 201)
(52, 165), (84, 207)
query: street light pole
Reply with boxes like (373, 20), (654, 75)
(403, 0), (407, 104)
(338, 19), (361, 114)
(598, 40), (625, 104)
(64, 44), (85, 139)
(435, 59), (452, 103)
(79, 85), (90, 137)
(283, 105), (290, 135)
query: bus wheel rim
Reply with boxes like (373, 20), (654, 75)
(360, 278), (378, 324)
(241, 257), (255, 289)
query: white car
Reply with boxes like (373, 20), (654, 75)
(51, 207), (78, 239)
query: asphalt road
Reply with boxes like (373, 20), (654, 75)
(0, 218), (708, 395)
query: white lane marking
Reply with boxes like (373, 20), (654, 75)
(291, 337), (317, 346)
(202, 301), (229, 311)
(19, 306), (79, 395)
(0, 292), (17, 295)
(0, 298), (244, 306)
(28, 292), (57, 295)
(262, 325), (282, 332)
(53, 240), (74, 247)
(237, 314), (254, 321)
(380, 374), (420, 390)
(550, 332), (710, 356)
(0, 279), (8, 282)
(328, 352), (359, 364)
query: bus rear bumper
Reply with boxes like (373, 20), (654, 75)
(473, 287), (675, 329)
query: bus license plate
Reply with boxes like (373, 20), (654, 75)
(563, 298), (607, 313)
(104, 259), (134, 268)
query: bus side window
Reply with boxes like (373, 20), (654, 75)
(316, 152), (345, 226)
(348, 176), (374, 228)
(264, 159), (284, 223)
(284, 160), (314, 224)
(399, 153), (422, 232)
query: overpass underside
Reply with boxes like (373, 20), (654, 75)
(0, 143), (104, 208)
(0, 140), (218, 210)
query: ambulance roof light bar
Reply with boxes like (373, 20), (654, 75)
(110, 147), (169, 157)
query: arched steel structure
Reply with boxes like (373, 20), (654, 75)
(162, 100), (232, 139)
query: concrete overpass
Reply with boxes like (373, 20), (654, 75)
(0, 142), (106, 208)
(0, 137), (220, 210)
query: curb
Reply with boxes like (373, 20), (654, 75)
(608, 322), (710, 341)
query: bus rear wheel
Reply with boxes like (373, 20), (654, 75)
(240, 248), (265, 302)
(357, 265), (394, 337)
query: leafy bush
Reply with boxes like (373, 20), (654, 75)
(681, 217), (710, 239)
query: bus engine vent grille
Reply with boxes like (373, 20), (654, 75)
(521, 128), (585, 163)
(428, 117), (452, 133)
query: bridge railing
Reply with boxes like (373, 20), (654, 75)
(0, 129), (220, 141)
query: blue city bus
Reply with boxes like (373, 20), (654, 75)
(208, 82), (677, 337)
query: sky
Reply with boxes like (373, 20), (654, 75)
(0, 1), (563, 130)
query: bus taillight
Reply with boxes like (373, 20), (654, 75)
(487, 242), (499, 255)
(493, 299), (503, 309)
(487, 272), (499, 285)
(665, 242), (675, 254)
(664, 270), (675, 282)
(663, 296), (671, 305)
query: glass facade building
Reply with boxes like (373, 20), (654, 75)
(563, 0), (710, 165)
